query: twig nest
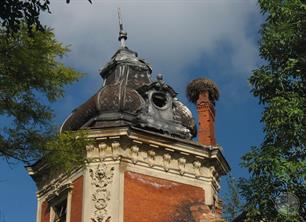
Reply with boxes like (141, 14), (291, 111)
(186, 78), (219, 104)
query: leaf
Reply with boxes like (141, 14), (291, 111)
(240, 0), (306, 221)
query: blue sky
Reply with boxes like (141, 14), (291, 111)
(0, 1), (265, 221)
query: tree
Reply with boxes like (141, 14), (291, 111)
(0, 25), (83, 164)
(0, 0), (94, 170)
(0, 0), (50, 34)
(240, 1), (306, 221)
(223, 174), (242, 221)
(0, 0), (91, 35)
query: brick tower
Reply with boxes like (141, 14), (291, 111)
(27, 18), (229, 222)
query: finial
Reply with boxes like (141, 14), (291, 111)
(156, 74), (165, 88)
(117, 7), (127, 48)
(157, 73), (163, 81)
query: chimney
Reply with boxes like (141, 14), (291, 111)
(186, 78), (219, 146)
(197, 90), (216, 145)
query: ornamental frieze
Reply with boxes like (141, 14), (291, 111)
(85, 141), (218, 188)
(89, 163), (115, 222)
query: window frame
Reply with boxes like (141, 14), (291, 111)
(47, 184), (73, 222)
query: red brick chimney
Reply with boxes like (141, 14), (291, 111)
(186, 78), (219, 146)
(197, 91), (216, 146)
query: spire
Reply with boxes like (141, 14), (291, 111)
(117, 7), (127, 48)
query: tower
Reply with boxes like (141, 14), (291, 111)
(27, 17), (229, 222)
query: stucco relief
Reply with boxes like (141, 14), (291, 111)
(163, 153), (172, 171)
(86, 141), (216, 182)
(89, 164), (114, 222)
(36, 172), (73, 198)
(85, 140), (221, 196)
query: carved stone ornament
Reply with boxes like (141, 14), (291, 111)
(89, 164), (115, 222)
(111, 141), (120, 159)
(193, 161), (202, 178)
(163, 153), (172, 172)
(99, 143), (107, 151)
(130, 145), (139, 164)
(178, 157), (187, 175)
(43, 179), (72, 202)
(147, 150), (156, 167)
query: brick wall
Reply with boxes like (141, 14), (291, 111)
(197, 91), (216, 146)
(70, 176), (83, 222)
(124, 171), (206, 222)
(40, 201), (50, 222)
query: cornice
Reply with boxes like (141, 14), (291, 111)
(30, 126), (229, 197)
(87, 126), (230, 175)
(84, 141), (224, 193)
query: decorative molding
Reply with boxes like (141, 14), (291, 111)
(178, 157), (186, 175)
(82, 128), (229, 175)
(111, 141), (120, 159)
(89, 164), (115, 222)
(86, 144), (95, 152)
(163, 153), (172, 172)
(36, 168), (83, 198)
(45, 181), (73, 202)
(99, 143), (107, 151)
(193, 161), (201, 178)
(147, 150), (156, 167)
(85, 141), (219, 184)
(130, 145), (139, 164)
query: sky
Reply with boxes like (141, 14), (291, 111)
(0, 1), (265, 221)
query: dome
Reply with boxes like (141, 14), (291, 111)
(61, 29), (196, 139)
(96, 85), (145, 113)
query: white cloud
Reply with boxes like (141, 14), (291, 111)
(41, 0), (262, 117)
(43, 1), (259, 69)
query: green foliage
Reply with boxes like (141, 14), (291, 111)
(240, 0), (306, 221)
(223, 174), (243, 221)
(0, 25), (83, 164)
(0, 0), (50, 34)
(46, 131), (93, 173)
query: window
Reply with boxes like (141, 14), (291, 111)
(151, 92), (169, 109)
(44, 183), (72, 222)
(52, 198), (67, 222)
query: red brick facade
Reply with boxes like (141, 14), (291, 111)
(40, 201), (50, 222)
(40, 172), (223, 222)
(197, 91), (216, 146)
(70, 176), (84, 222)
(124, 171), (206, 222)
(39, 176), (83, 222)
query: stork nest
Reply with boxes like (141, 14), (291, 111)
(186, 78), (219, 104)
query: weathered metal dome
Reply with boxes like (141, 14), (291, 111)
(61, 28), (196, 139)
